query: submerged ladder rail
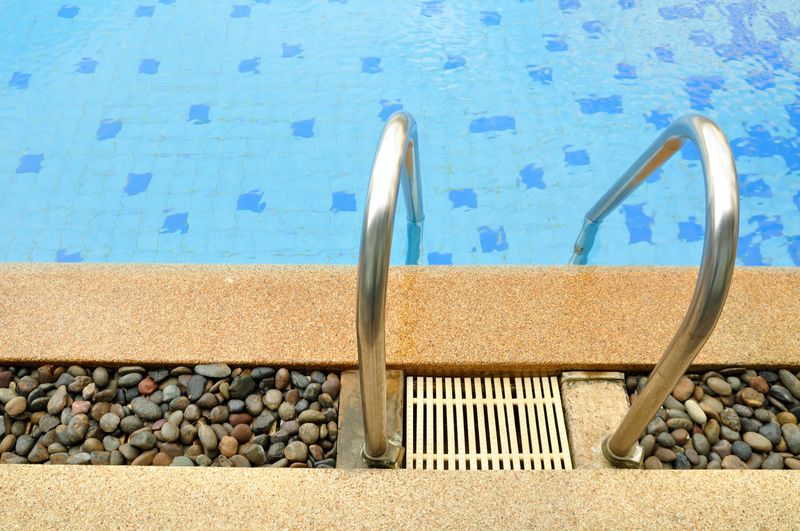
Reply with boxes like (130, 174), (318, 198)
(569, 114), (739, 467)
(357, 111), (424, 466)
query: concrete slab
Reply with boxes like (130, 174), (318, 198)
(0, 466), (795, 529)
(0, 264), (798, 372)
(561, 372), (630, 469)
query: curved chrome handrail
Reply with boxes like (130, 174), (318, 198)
(357, 111), (424, 464)
(569, 114), (739, 466)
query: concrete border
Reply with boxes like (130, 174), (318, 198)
(0, 466), (795, 529)
(560, 372), (630, 469)
(0, 264), (798, 371)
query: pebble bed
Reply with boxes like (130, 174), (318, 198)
(0, 364), (340, 467)
(628, 368), (800, 470)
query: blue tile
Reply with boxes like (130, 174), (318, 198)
(291, 118), (315, 138)
(444, 55), (465, 70)
(659, 4), (704, 20)
(56, 249), (84, 262)
(230, 5), (251, 18)
(740, 175), (771, 198)
(480, 11), (501, 26)
(420, 1), (443, 17)
(528, 66), (552, 85)
(738, 233), (765, 265)
(378, 99), (403, 121)
(582, 21), (603, 35)
(746, 70), (775, 91)
(361, 57), (382, 73)
(237, 190), (266, 213)
(16, 154), (44, 174)
(644, 110), (672, 129)
(239, 57), (260, 73)
(615, 63), (637, 80)
(478, 226), (509, 252)
(449, 189), (477, 209)
(282, 43), (303, 58)
(729, 125), (800, 170)
(750, 214), (783, 239)
(76, 57), (98, 74)
(677, 216), (703, 242)
(58, 5), (79, 18)
(135, 5), (155, 17)
(646, 168), (663, 183)
(563, 146), (590, 166)
(138, 59), (160, 74)
(576, 95), (623, 114)
(689, 30), (715, 47)
(161, 212), (189, 234)
(469, 116), (515, 133)
(188, 104), (210, 124)
(427, 252), (452, 265)
(653, 47), (674, 63)
(684, 76), (724, 110)
(96, 119), (123, 140)
(559, 0), (580, 11)
(8, 72), (30, 89)
(544, 35), (568, 52)
(789, 236), (800, 266)
(681, 142), (700, 161)
(621, 203), (653, 244)
(124, 172), (153, 195)
(519, 163), (545, 189)
(331, 191), (356, 211)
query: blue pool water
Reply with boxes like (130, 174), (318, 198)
(1, 1), (799, 266)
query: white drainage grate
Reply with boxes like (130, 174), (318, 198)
(405, 376), (572, 470)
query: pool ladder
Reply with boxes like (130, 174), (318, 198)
(570, 114), (740, 467)
(351, 112), (739, 469)
(355, 112), (423, 467)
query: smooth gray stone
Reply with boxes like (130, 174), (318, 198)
(194, 364), (232, 379)
(778, 369), (800, 400)
(186, 375), (207, 402)
(761, 453), (785, 470)
(731, 440), (752, 461)
(118, 373), (143, 388)
(229, 376), (255, 400)
(130, 397), (161, 421)
(129, 430), (156, 450)
(758, 422), (782, 445)
(171, 456), (195, 467)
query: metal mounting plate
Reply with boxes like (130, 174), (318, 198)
(336, 370), (405, 469)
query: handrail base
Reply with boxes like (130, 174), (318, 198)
(362, 438), (405, 469)
(601, 436), (644, 469)
(336, 370), (405, 469)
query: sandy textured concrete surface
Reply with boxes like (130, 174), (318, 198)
(0, 466), (796, 530)
(561, 373), (631, 469)
(0, 264), (797, 372)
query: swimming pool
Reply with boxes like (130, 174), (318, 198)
(1, 1), (799, 266)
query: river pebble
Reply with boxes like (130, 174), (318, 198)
(630, 368), (800, 471)
(5, 396), (27, 417)
(0, 364), (339, 467)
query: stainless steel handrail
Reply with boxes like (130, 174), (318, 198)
(569, 114), (739, 467)
(357, 111), (424, 465)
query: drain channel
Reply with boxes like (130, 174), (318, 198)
(405, 376), (572, 470)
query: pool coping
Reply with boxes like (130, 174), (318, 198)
(0, 263), (797, 371)
(0, 466), (795, 529)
